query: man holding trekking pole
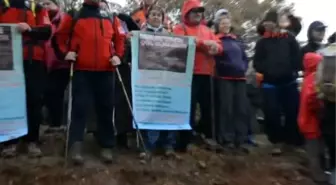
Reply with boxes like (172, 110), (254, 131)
(52, 0), (125, 165)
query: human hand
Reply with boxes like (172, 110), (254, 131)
(204, 40), (218, 55)
(64, 51), (77, 61)
(17, 23), (31, 33)
(203, 40), (216, 46)
(110, 55), (121, 66)
(208, 44), (218, 55)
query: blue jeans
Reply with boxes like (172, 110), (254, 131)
(143, 130), (176, 151)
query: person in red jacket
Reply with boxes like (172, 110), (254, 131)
(131, 0), (154, 27)
(298, 52), (328, 184)
(41, 0), (68, 133)
(173, 0), (223, 151)
(0, 0), (51, 158)
(53, 0), (125, 165)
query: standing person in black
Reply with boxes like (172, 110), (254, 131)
(253, 10), (303, 155)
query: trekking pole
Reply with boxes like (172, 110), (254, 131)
(210, 73), (217, 151)
(112, 71), (118, 136)
(115, 67), (149, 156)
(65, 62), (74, 161)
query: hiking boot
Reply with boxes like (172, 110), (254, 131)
(1, 145), (17, 158)
(238, 144), (252, 154)
(27, 143), (42, 158)
(186, 144), (198, 153)
(164, 148), (176, 158)
(69, 142), (84, 165)
(139, 151), (151, 160)
(100, 148), (113, 163)
(246, 138), (259, 147)
(271, 144), (283, 155)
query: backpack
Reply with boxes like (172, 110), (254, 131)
(67, 8), (115, 49)
(316, 43), (336, 102)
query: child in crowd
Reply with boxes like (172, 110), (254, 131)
(298, 53), (327, 184)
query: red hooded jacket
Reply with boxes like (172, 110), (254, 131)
(52, 0), (125, 71)
(298, 52), (323, 139)
(173, 0), (222, 75)
(0, 0), (51, 62)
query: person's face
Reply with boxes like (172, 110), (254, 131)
(312, 28), (326, 42)
(278, 14), (290, 28)
(188, 8), (203, 24)
(218, 17), (231, 34)
(147, 9), (162, 28)
(99, 2), (109, 11)
(144, 0), (154, 6)
(263, 21), (276, 31)
(41, 0), (58, 10)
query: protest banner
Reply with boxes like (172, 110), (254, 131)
(131, 32), (195, 130)
(0, 24), (27, 142)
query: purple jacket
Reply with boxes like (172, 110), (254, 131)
(215, 33), (248, 79)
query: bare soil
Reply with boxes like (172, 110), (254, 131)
(0, 133), (314, 185)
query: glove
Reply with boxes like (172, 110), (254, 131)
(256, 72), (264, 87)
(17, 23), (32, 33)
(110, 55), (121, 66)
(64, 51), (77, 61)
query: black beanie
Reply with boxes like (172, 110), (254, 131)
(264, 10), (278, 23)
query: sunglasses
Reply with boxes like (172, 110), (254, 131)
(190, 8), (204, 13)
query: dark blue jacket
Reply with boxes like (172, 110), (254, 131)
(215, 34), (248, 79)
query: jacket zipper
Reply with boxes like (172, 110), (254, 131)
(94, 20), (98, 70)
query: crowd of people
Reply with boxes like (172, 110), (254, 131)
(0, 0), (335, 184)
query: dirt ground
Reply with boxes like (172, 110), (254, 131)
(0, 132), (315, 185)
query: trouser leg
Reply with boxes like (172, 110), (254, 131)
(281, 83), (303, 146)
(198, 75), (212, 139)
(68, 71), (91, 148)
(45, 69), (70, 127)
(233, 81), (249, 145)
(262, 87), (283, 144)
(93, 72), (115, 148)
(217, 80), (234, 144)
(23, 61), (47, 143)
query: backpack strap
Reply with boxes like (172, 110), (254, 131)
(67, 9), (82, 51)
(0, 0), (10, 16)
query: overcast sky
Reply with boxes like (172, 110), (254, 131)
(109, 0), (335, 41)
(288, 0), (336, 41)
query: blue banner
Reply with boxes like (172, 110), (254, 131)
(131, 32), (195, 130)
(0, 24), (27, 142)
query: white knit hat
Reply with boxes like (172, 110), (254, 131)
(214, 9), (229, 23)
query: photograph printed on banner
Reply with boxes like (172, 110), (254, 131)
(0, 26), (13, 71)
(138, 33), (188, 73)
